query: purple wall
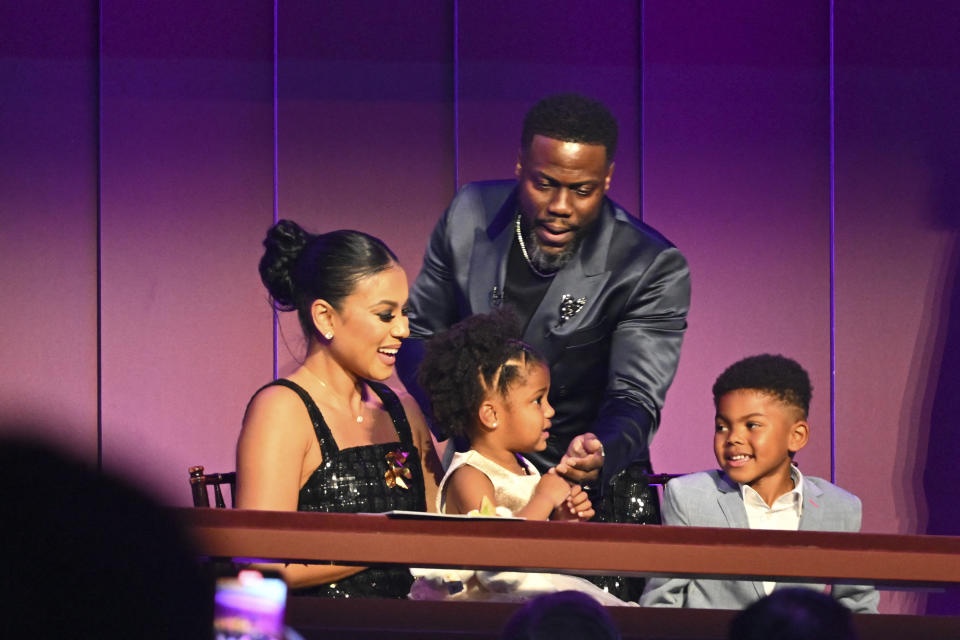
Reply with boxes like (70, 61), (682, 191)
(98, 0), (275, 498)
(276, 0), (454, 375)
(835, 1), (960, 615)
(0, 2), (99, 458)
(644, 1), (833, 482)
(2, 1), (958, 614)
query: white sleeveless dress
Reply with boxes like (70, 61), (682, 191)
(437, 450), (541, 514)
(409, 450), (633, 606)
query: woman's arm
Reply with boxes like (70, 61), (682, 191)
(399, 391), (444, 513)
(236, 386), (309, 510)
(235, 385), (366, 587)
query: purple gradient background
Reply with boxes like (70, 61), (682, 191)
(2, 0), (958, 614)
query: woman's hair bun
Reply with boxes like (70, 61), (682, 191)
(257, 220), (398, 342)
(259, 219), (311, 311)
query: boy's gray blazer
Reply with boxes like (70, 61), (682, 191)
(639, 470), (879, 613)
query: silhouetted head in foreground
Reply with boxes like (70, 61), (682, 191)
(0, 431), (212, 639)
(728, 587), (858, 640)
(501, 590), (621, 640)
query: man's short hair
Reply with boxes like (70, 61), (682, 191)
(712, 354), (812, 417)
(521, 93), (618, 163)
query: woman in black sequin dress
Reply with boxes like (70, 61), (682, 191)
(236, 220), (443, 598)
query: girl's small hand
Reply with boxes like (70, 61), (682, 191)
(551, 483), (594, 521)
(565, 484), (594, 521)
(536, 468), (572, 507)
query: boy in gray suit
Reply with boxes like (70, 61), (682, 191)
(639, 355), (878, 612)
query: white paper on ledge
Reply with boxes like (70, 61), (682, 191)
(380, 510), (525, 521)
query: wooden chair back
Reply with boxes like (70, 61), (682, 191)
(188, 465), (236, 508)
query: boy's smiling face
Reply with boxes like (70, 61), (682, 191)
(714, 389), (809, 502)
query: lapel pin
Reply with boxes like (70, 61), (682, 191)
(558, 294), (587, 326)
(489, 286), (503, 307)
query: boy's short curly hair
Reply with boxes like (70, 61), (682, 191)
(712, 354), (812, 417)
(417, 310), (546, 441)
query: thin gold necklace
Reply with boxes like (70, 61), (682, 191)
(302, 366), (365, 423)
(515, 214), (556, 278)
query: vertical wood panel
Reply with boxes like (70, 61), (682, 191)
(835, 0), (960, 614)
(99, 0), (274, 503)
(276, 0), (454, 376)
(643, 1), (833, 478)
(0, 2), (99, 458)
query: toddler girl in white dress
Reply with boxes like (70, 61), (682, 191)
(409, 311), (631, 606)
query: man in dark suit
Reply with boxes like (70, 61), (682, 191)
(397, 94), (690, 554)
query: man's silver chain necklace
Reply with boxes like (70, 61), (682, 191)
(515, 214), (556, 278)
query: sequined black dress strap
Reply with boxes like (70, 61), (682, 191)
(365, 380), (416, 446)
(257, 379), (338, 459)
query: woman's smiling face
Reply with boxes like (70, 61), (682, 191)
(324, 263), (410, 381)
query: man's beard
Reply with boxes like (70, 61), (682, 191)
(524, 223), (588, 274)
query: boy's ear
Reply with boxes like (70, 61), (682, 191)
(478, 401), (500, 431)
(788, 420), (810, 454)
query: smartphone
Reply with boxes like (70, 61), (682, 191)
(213, 568), (288, 640)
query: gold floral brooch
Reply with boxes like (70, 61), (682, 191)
(385, 449), (412, 490)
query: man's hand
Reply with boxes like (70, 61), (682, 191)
(555, 433), (604, 485)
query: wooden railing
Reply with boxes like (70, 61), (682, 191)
(175, 508), (960, 639)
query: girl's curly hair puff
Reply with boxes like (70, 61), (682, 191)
(417, 310), (546, 441)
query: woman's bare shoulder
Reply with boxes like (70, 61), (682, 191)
(242, 382), (311, 436)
